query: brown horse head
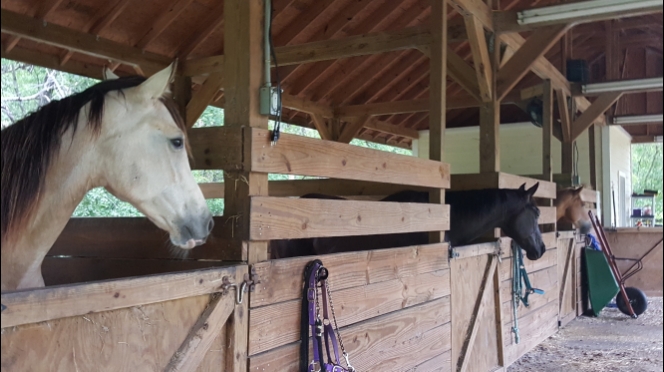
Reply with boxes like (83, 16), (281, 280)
(556, 187), (591, 234)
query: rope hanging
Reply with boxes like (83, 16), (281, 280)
(511, 241), (545, 344)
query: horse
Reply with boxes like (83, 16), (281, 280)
(270, 183), (546, 261)
(1, 63), (213, 291)
(555, 186), (591, 234)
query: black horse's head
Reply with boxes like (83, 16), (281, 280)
(501, 183), (546, 260)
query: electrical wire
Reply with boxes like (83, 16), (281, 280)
(268, 1), (283, 145)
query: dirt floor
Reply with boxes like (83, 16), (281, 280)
(509, 297), (663, 372)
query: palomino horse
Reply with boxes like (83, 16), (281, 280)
(271, 183), (546, 261)
(1, 63), (213, 290)
(555, 186), (591, 234)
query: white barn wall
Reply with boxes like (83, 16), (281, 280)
(413, 123), (592, 185)
(601, 126), (633, 227)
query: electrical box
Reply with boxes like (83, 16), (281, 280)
(259, 86), (280, 116)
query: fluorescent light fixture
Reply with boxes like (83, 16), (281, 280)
(582, 77), (663, 95)
(613, 114), (664, 125)
(517, 0), (662, 25)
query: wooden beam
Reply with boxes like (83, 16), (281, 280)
(249, 197), (450, 240)
(542, 80), (553, 181)
(496, 25), (569, 101)
(2, 0), (65, 53)
(165, 293), (235, 372)
(1, 9), (171, 75)
(337, 115), (371, 143)
(337, 99), (429, 117)
(363, 118), (420, 139)
(556, 89), (572, 142)
(446, 46), (483, 101)
(479, 100), (501, 172)
(185, 72), (224, 128)
(274, 26), (431, 66)
(311, 113), (333, 141)
(588, 124), (598, 189)
(181, 55), (224, 77)
(280, 94), (334, 117)
(465, 15), (493, 101)
(570, 92), (623, 140)
(1, 45), (105, 80)
(447, 0), (493, 31)
(494, 4), (663, 33)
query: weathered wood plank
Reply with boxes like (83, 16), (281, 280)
(503, 300), (558, 364)
(1, 266), (241, 328)
(248, 298), (452, 372)
(248, 269), (450, 355)
(451, 242), (501, 260)
(165, 293), (235, 372)
(499, 248), (558, 280)
(499, 264), (559, 304)
(250, 197), (450, 240)
(0, 294), (221, 372)
(406, 350), (452, 372)
(250, 128), (450, 188)
(498, 233), (558, 259)
(188, 127), (244, 171)
(450, 173), (557, 199)
(251, 243), (449, 307)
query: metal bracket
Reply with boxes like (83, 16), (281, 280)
(220, 267), (261, 304)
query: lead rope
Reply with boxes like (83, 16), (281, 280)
(511, 241), (545, 344)
(325, 275), (355, 372)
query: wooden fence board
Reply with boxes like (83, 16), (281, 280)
(499, 248), (558, 280)
(0, 294), (221, 371)
(503, 300), (559, 364)
(248, 269), (450, 355)
(499, 232), (557, 259)
(1, 266), (241, 328)
(251, 243), (449, 308)
(406, 350), (452, 372)
(249, 128), (451, 188)
(500, 264), (559, 302)
(250, 197), (449, 240)
(248, 297), (451, 372)
(451, 173), (556, 199)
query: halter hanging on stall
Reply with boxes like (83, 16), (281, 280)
(300, 259), (355, 372)
(511, 241), (545, 344)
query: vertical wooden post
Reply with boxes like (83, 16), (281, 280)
(173, 75), (192, 123)
(588, 124), (598, 189)
(562, 141), (574, 176)
(429, 0), (447, 246)
(479, 20), (501, 174)
(223, 1), (267, 369)
(542, 80), (553, 182)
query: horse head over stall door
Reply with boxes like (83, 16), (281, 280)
(271, 183), (546, 261)
(0, 63), (213, 291)
(555, 187), (592, 234)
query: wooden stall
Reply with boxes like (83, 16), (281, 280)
(447, 173), (559, 369)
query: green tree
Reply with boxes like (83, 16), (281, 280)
(631, 143), (663, 225)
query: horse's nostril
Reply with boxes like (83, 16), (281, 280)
(207, 217), (215, 234)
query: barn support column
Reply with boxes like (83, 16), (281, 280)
(429, 0), (447, 246)
(222, 1), (267, 370)
(542, 80), (554, 182)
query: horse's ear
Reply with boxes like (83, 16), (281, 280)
(518, 183), (527, 193)
(103, 67), (119, 81)
(138, 61), (177, 98)
(526, 182), (539, 198)
(574, 186), (583, 195)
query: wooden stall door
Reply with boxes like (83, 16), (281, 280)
(1, 265), (248, 372)
(450, 244), (504, 372)
(557, 232), (578, 327)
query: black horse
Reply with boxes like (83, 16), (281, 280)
(270, 183), (546, 261)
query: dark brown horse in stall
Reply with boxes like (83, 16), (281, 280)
(555, 187), (592, 234)
(271, 183), (547, 261)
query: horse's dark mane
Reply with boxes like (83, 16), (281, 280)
(1, 75), (186, 239)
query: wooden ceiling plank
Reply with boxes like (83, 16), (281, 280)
(4, 0), (65, 53)
(280, 94), (335, 117)
(464, 15), (493, 102)
(311, 113), (333, 141)
(497, 24), (570, 101)
(136, 0), (195, 49)
(1, 9), (170, 74)
(571, 92), (623, 140)
(176, 2), (225, 58)
(60, 0), (133, 66)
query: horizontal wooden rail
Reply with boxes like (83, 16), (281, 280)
(450, 173), (557, 199)
(249, 197), (450, 240)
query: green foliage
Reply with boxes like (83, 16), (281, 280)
(631, 143), (663, 225)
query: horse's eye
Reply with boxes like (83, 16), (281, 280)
(170, 138), (184, 150)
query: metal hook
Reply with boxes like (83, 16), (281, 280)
(220, 277), (247, 304)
